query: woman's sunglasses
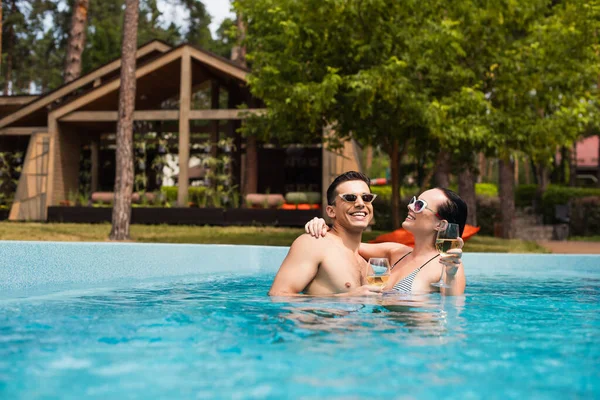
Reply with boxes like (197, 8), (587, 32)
(337, 193), (378, 204)
(408, 196), (441, 219)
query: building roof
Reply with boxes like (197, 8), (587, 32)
(0, 40), (172, 129)
(52, 44), (249, 117)
(0, 41), (252, 133)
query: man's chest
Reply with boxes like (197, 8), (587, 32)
(320, 251), (367, 283)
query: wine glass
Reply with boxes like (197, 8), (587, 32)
(366, 258), (391, 289)
(431, 223), (460, 289)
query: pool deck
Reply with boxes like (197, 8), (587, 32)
(537, 241), (600, 254)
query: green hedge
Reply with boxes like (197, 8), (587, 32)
(541, 186), (600, 223)
(569, 196), (600, 236)
(515, 185), (600, 220)
(371, 183), (497, 201)
(372, 194), (500, 233)
(371, 186), (418, 200)
(161, 186), (207, 203)
(371, 196), (411, 231)
(371, 184), (499, 231)
(475, 183), (498, 197)
(514, 184), (538, 208)
(475, 196), (501, 236)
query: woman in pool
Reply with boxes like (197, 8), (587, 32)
(305, 188), (467, 295)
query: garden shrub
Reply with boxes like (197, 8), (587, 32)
(569, 196), (600, 236)
(541, 186), (600, 223)
(514, 184), (537, 208)
(475, 196), (501, 236)
(161, 186), (207, 204)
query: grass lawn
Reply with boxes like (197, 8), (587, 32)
(570, 236), (600, 242)
(0, 222), (547, 253)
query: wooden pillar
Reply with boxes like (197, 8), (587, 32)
(46, 116), (58, 206)
(243, 97), (258, 196)
(228, 87), (242, 191)
(90, 135), (99, 193)
(210, 80), (220, 158)
(177, 48), (191, 207)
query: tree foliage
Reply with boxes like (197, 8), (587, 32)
(235, 0), (598, 231)
(0, 0), (234, 94)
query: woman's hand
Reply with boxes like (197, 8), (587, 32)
(305, 217), (329, 238)
(439, 237), (464, 277)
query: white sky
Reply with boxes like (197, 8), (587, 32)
(157, 0), (235, 37)
(204, 0), (235, 34)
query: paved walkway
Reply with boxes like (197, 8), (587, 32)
(537, 241), (600, 254)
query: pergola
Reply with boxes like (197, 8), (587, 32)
(0, 41), (266, 220)
(0, 40), (363, 222)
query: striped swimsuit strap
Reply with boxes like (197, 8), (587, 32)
(391, 252), (440, 293)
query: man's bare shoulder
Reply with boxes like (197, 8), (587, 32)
(290, 233), (334, 251)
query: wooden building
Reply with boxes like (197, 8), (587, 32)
(0, 40), (361, 221)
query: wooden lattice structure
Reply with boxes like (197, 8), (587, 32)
(0, 40), (362, 221)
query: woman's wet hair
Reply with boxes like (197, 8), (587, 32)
(436, 188), (468, 236)
(327, 171), (371, 205)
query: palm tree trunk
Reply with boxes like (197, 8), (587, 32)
(64, 0), (89, 83)
(458, 167), (477, 226)
(110, 0), (139, 241)
(499, 157), (515, 239)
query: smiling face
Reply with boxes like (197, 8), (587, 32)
(402, 189), (447, 236)
(326, 180), (374, 232)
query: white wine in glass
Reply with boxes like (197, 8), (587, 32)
(431, 223), (460, 288)
(435, 238), (461, 256)
(367, 258), (391, 289)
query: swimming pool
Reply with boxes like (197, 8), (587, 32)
(1, 241), (599, 399)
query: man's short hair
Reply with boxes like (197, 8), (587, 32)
(326, 171), (371, 205)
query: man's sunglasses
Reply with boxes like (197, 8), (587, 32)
(408, 196), (441, 219)
(336, 193), (378, 204)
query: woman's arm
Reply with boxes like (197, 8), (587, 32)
(358, 242), (410, 263)
(305, 217), (411, 263)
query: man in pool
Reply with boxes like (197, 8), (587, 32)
(269, 171), (383, 297)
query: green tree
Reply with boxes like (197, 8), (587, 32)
(1, 0), (57, 93)
(481, 0), (599, 236)
(210, 17), (235, 58)
(235, 0), (436, 228)
(83, 0), (182, 74)
(180, 0), (212, 47)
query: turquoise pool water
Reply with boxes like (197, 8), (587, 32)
(1, 242), (599, 399)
